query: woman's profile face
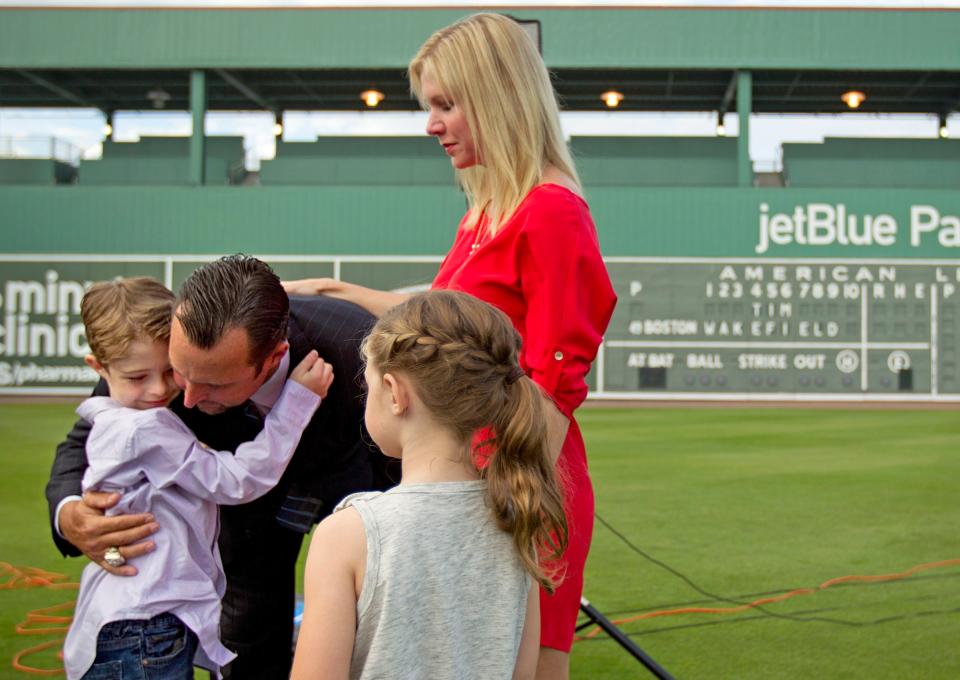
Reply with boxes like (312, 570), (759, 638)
(421, 70), (478, 169)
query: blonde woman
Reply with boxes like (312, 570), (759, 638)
(285, 13), (616, 678)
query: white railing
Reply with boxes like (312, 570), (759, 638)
(0, 136), (86, 166)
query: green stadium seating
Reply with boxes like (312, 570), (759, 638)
(79, 136), (245, 186)
(0, 158), (76, 185)
(782, 137), (960, 189)
(259, 137), (455, 186)
(570, 136), (740, 187)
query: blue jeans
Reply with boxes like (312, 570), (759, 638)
(81, 613), (198, 680)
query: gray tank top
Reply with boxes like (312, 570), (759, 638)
(338, 480), (530, 680)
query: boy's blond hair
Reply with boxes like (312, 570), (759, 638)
(81, 277), (175, 366)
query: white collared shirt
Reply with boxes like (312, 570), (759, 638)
(250, 349), (290, 416)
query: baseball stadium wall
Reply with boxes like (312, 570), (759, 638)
(0, 6), (958, 402)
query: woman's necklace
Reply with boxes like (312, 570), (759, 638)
(469, 224), (487, 255)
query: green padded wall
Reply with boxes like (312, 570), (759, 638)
(3, 185), (958, 259)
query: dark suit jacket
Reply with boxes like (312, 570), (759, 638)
(45, 294), (395, 557)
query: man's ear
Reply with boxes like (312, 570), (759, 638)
(84, 354), (109, 380)
(382, 372), (410, 416)
(264, 340), (289, 373)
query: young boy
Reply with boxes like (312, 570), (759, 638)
(62, 277), (333, 680)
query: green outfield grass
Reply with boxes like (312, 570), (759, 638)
(1, 402), (958, 679)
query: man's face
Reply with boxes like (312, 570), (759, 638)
(168, 315), (277, 415)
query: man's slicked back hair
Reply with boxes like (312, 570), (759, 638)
(175, 255), (289, 369)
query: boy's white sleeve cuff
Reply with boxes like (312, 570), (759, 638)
(274, 380), (323, 423)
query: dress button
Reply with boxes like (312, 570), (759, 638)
(554, 351), (563, 361)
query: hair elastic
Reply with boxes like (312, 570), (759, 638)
(506, 365), (525, 385)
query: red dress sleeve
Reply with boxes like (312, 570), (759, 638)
(517, 188), (617, 417)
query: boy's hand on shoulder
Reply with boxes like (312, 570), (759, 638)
(291, 350), (334, 399)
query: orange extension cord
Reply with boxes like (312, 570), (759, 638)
(6, 558), (959, 670)
(2, 562), (77, 676)
(577, 558), (960, 640)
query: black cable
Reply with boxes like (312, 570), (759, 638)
(592, 512), (874, 627)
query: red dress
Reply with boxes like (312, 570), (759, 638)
(432, 183), (617, 651)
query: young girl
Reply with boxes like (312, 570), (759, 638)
(290, 290), (568, 680)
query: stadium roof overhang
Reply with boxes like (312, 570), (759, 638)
(3, 6), (959, 118)
(2, 67), (959, 117)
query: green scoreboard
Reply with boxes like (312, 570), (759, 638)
(602, 258), (958, 400)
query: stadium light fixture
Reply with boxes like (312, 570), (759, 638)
(716, 111), (726, 137)
(361, 89), (385, 108)
(840, 90), (866, 109)
(602, 90), (624, 108)
(102, 111), (113, 137)
(146, 86), (171, 109)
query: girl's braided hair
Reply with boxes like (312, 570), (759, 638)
(363, 290), (568, 591)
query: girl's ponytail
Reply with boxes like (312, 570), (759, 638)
(485, 375), (568, 592)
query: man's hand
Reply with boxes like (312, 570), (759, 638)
(59, 491), (159, 576)
(290, 350), (335, 400)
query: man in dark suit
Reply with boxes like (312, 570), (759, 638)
(46, 255), (395, 679)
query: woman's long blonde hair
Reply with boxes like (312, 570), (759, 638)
(409, 12), (580, 233)
(363, 290), (568, 591)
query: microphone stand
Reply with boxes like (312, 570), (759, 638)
(578, 597), (675, 680)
